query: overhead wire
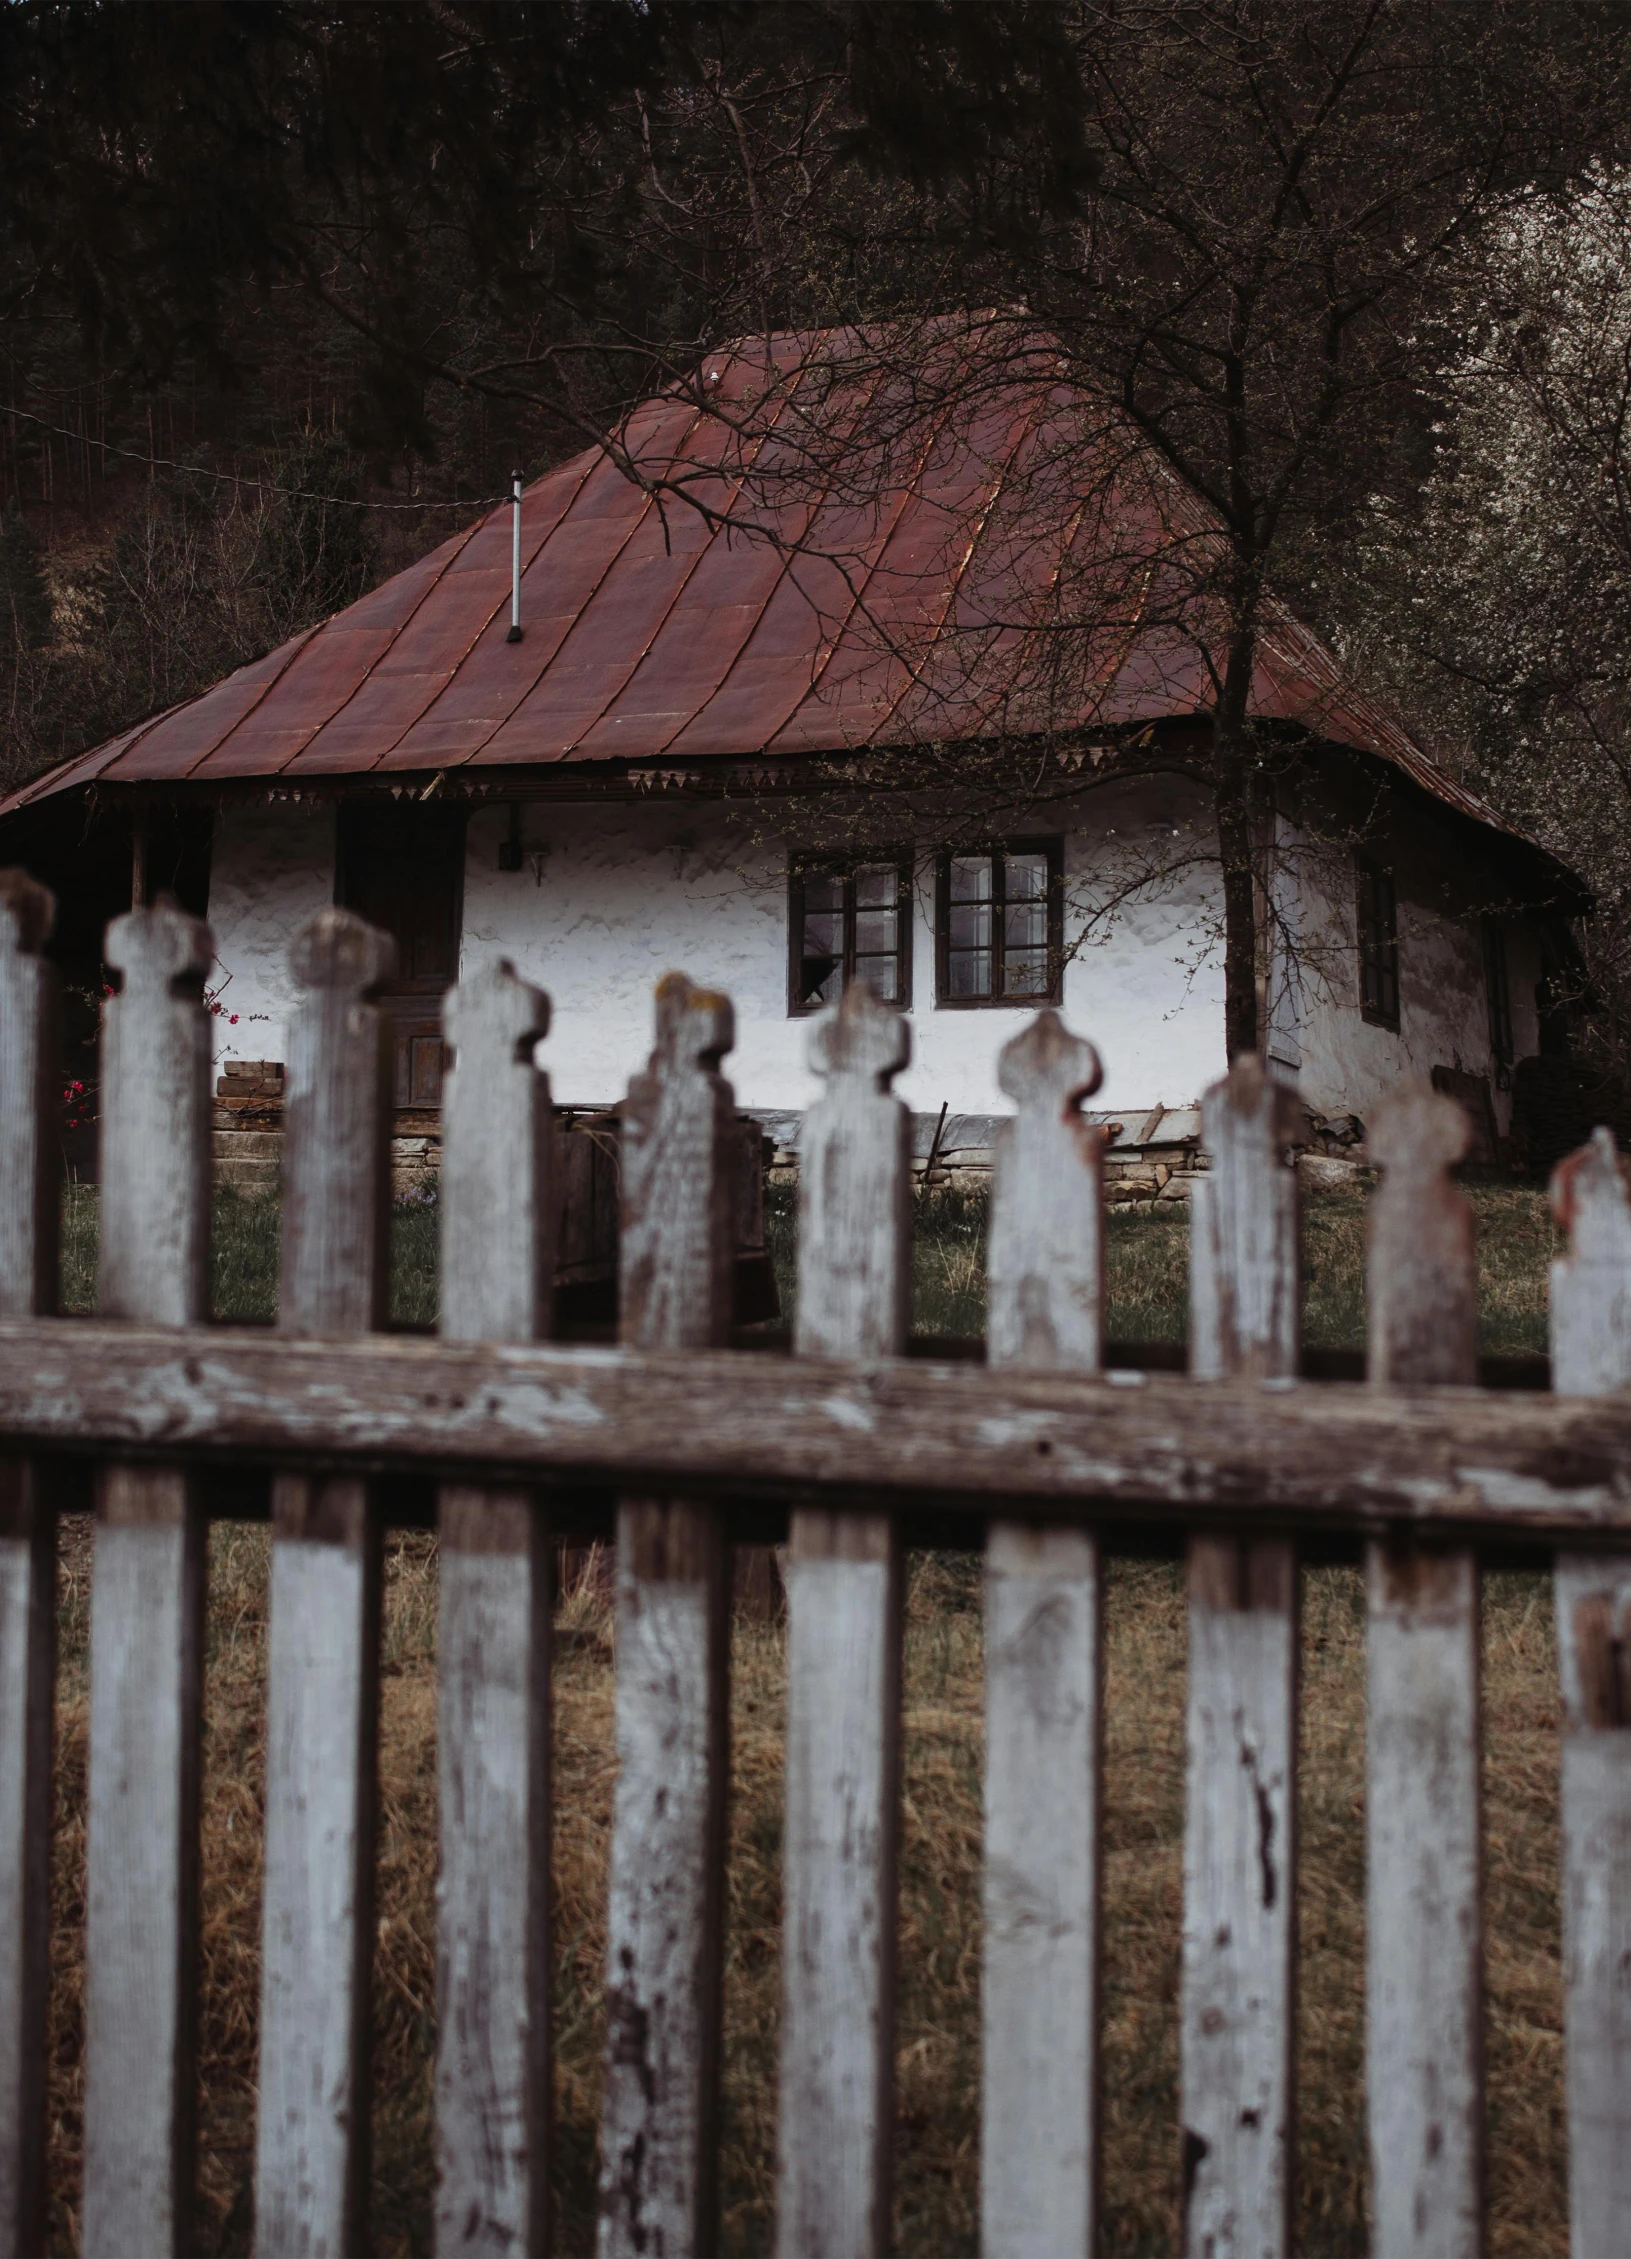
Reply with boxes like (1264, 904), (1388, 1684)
(0, 404), (507, 511)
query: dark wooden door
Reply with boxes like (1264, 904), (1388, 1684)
(335, 802), (466, 1106)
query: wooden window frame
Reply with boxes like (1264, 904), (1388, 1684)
(934, 836), (1065, 1009)
(787, 848), (914, 1017)
(1356, 856), (1400, 1031)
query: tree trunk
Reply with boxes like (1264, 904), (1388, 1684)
(1213, 620), (1261, 1062)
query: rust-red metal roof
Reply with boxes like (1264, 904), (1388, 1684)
(0, 326), (1541, 851)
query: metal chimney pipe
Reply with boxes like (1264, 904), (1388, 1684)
(506, 472), (524, 642)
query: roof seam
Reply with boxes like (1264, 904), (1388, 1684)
(462, 397), (714, 768)
(765, 379), (973, 751)
(262, 506), (504, 777)
(555, 378), (809, 758)
(653, 356), (898, 759)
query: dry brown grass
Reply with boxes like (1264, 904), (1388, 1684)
(44, 1523), (449, 2255)
(38, 1531), (1567, 2257)
(38, 1181), (1568, 2250)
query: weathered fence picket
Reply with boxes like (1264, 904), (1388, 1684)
(1549, 1127), (1631, 2259)
(1364, 1080), (1484, 2259)
(3, 868), (1631, 2254)
(1182, 1056), (1302, 2259)
(0, 874), (56, 2259)
(436, 960), (556, 2259)
(981, 1008), (1105, 2259)
(779, 984), (909, 2259)
(257, 909), (394, 2259)
(83, 899), (213, 2259)
(599, 974), (735, 2259)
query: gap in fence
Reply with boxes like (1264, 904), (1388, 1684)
(33, 1518), (1566, 2258)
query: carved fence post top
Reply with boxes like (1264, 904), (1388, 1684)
(1552, 1126), (1631, 1258)
(807, 979), (910, 1090)
(444, 956), (550, 1056)
(997, 1006), (1102, 1116)
(645, 968), (734, 1079)
(1365, 1074), (1475, 1388)
(289, 906), (397, 995)
(0, 869), (54, 955)
(1367, 1075), (1470, 1179)
(1201, 1050), (1304, 1150)
(105, 896), (213, 990)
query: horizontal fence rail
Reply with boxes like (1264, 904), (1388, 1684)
(0, 874), (1628, 2257)
(3, 1324), (1631, 1539)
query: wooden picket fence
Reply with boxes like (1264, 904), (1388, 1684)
(0, 873), (1628, 2258)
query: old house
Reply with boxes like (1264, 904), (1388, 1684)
(0, 332), (1585, 1184)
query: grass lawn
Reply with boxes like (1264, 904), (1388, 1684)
(44, 1180), (1565, 2255)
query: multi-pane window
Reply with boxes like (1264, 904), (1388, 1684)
(1356, 857), (1400, 1029)
(789, 856), (911, 1012)
(936, 840), (1062, 1005)
(1484, 915), (1514, 1066)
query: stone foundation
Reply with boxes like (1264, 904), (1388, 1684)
(213, 1062), (287, 1195)
(214, 1060), (446, 1196)
(214, 1080), (1372, 1210)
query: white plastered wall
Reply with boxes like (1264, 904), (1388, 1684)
(202, 783), (1230, 1115)
(203, 784), (1533, 1127)
(1287, 835), (1544, 1132)
(458, 790), (1228, 1114)
(205, 799), (336, 1068)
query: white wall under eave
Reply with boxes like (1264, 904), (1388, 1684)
(202, 787), (1534, 1136)
(459, 793), (1229, 1116)
(1291, 851), (1543, 1131)
(205, 799), (336, 1071)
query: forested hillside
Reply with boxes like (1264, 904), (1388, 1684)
(6, 0), (1631, 1050)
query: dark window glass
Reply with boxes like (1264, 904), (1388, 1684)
(798, 871), (845, 1007)
(1002, 850), (1050, 997)
(936, 840), (1063, 1005)
(852, 863), (901, 1001)
(1484, 916), (1513, 1064)
(947, 856), (994, 997)
(1356, 858), (1400, 1029)
(789, 855), (911, 1013)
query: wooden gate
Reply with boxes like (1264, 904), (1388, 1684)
(0, 873), (1627, 2258)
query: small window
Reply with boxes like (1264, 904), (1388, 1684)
(936, 840), (1063, 1006)
(788, 854), (911, 1014)
(1356, 857), (1399, 1030)
(1484, 916), (1513, 1065)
